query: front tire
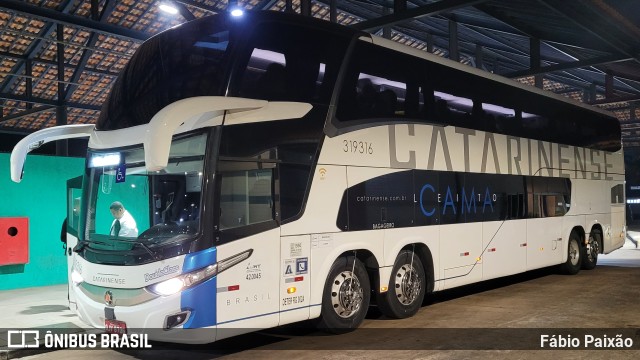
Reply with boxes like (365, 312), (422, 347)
(581, 229), (602, 270)
(316, 256), (370, 333)
(560, 231), (582, 275)
(377, 249), (426, 319)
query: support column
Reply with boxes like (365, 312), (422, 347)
(530, 38), (542, 88)
(25, 59), (32, 109)
(605, 71), (614, 99)
(330, 0), (337, 23)
(56, 24), (68, 156)
(300, 0), (311, 16)
(449, 20), (459, 62)
(383, 5), (391, 39)
(475, 44), (484, 69)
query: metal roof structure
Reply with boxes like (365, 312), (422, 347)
(1, 0), (640, 150)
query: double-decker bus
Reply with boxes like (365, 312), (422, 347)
(10, 10), (625, 343)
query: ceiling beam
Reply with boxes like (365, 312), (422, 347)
(504, 55), (633, 78)
(0, 92), (101, 111)
(2, 0), (149, 42)
(351, 0), (487, 31)
(536, 0), (640, 64)
(0, 0), (76, 94)
(0, 106), (55, 124)
(64, 0), (116, 101)
(588, 95), (640, 105)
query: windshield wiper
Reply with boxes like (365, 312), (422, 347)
(75, 238), (161, 260)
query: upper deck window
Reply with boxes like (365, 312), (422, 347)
(334, 40), (621, 151)
(231, 21), (350, 105)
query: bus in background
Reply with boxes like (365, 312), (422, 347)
(10, 10), (624, 343)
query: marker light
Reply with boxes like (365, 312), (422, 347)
(287, 287), (296, 294)
(230, 8), (244, 17)
(147, 249), (253, 296)
(158, 3), (179, 14)
(89, 153), (121, 167)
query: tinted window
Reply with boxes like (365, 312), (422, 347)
(232, 21), (350, 105)
(333, 40), (620, 151)
(218, 161), (275, 230)
(337, 170), (571, 231)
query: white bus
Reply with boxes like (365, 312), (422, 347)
(11, 10), (625, 343)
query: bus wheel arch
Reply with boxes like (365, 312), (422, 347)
(377, 243), (433, 319)
(582, 225), (603, 270)
(316, 251), (374, 333)
(560, 229), (583, 275)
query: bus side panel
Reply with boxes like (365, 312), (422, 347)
(482, 220), (526, 280)
(279, 234), (311, 325)
(526, 216), (563, 269)
(214, 228), (280, 330)
(610, 204), (625, 252)
(382, 227), (440, 292)
(280, 165), (347, 236)
(317, 127), (391, 168)
(440, 223), (483, 289)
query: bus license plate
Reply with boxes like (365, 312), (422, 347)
(105, 319), (127, 334)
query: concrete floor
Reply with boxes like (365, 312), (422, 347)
(4, 236), (640, 360)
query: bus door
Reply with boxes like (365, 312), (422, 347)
(526, 177), (565, 269)
(65, 175), (83, 312)
(609, 183), (625, 251)
(214, 161), (280, 335)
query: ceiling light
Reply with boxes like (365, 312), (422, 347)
(230, 8), (244, 17)
(159, 3), (179, 15)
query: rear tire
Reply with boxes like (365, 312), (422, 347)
(377, 250), (426, 319)
(316, 256), (370, 333)
(581, 229), (602, 270)
(560, 231), (582, 275)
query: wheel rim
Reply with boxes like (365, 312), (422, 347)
(330, 270), (364, 318)
(569, 239), (580, 266)
(394, 264), (421, 305)
(586, 235), (600, 263)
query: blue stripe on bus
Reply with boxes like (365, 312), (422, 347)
(181, 248), (217, 328)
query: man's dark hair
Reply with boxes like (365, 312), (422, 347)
(109, 201), (124, 211)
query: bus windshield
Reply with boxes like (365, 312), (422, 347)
(97, 16), (232, 130)
(83, 132), (207, 264)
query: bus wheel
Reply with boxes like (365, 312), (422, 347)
(316, 256), (370, 333)
(560, 231), (582, 275)
(581, 229), (602, 270)
(377, 249), (426, 319)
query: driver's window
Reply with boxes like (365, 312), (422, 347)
(219, 161), (275, 230)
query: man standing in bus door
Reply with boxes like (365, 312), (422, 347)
(109, 201), (138, 237)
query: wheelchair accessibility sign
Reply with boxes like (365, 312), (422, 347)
(115, 164), (126, 183)
(296, 257), (308, 275)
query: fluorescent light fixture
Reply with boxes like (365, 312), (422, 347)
(89, 153), (121, 167)
(159, 3), (179, 15)
(230, 8), (244, 17)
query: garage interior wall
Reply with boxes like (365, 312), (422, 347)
(0, 153), (84, 290)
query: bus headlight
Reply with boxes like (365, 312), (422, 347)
(71, 270), (84, 285)
(147, 249), (253, 296)
(149, 264), (217, 296)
